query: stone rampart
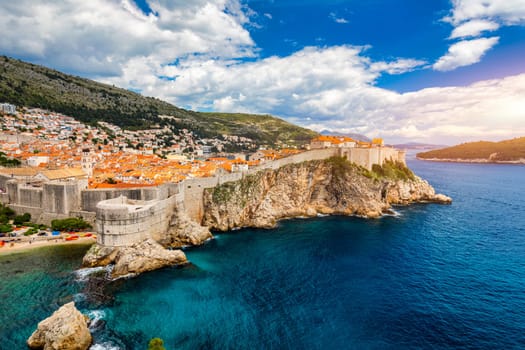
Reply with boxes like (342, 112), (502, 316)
(80, 183), (180, 213)
(0, 146), (406, 245)
(96, 195), (176, 246)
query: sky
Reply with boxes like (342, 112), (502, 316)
(1, 0), (525, 144)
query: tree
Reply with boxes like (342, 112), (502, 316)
(148, 338), (166, 350)
(13, 213), (31, 225)
(105, 177), (117, 184)
(51, 217), (92, 231)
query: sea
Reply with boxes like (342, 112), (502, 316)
(1, 156), (525, 349)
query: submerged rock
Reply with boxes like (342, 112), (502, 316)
(27, 302), (92, 350)
(82, 239), (187, 278)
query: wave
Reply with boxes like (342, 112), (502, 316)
(382, 208), (402, 217)
(89, 342), (121, 350)
(74, 266), (112, 282)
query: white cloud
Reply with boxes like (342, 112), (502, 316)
(449, 19), (499, 38)
(437, 0), (525, 71)
(103, 44), (525, 144)
(2, 1), (524, 144)
(433, 37), (499, 71)
(0, 0), (255, 76)
(446, 0), (525, 25)
(369, 59), (427, 75)
(329, 12), (349, 24)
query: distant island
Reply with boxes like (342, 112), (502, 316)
(417, 137), (525, 164)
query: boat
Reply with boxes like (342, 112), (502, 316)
(65, 235), (79, 241)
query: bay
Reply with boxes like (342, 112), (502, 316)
(1, 158), (525, 349)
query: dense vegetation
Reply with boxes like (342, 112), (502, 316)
(0, 151), (21, 167)
(417, 137), (525, 161)
(51, 217), (92, 231)
(0, 56), (317, 146)
(327, 156), (415, 181)
(371, 160), (416, 181)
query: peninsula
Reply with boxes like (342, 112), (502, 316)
(417, 137), (525, 164)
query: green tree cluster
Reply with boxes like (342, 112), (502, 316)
(51, 217), (92, 231)
(0, 151), (21, 167)
(13, 212), (31, 225)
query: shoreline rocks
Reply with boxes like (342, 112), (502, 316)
(82, 239), (187, 279)
(27, 302), (92, 350)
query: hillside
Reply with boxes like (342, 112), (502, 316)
(417, 137), (525, 162)
(0, 56), (317, 146)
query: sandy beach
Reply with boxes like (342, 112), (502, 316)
(0, 236), (96, 255)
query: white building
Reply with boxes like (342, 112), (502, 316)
(0, 103), (16, 115)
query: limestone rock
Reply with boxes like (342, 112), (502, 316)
(82, 239), (187, 278)
(112, 239), (187, 278)
(162, 205), (213, 248)
(202, 159), (452, 231)
(27, 302), (91, 350)
(82, 244), (119, 268)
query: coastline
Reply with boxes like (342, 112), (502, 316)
(416, 157), (525, 165)
(0, 237), (95, 256)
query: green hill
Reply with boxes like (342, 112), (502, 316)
(417, 137), (525, 162)
(0, 56), (317, 146)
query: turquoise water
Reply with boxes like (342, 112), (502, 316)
(2, 158), (525, 349)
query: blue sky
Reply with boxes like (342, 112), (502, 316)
(1, 0), (524, 143)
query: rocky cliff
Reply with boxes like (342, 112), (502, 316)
(27, 302), (92, 350)
(202, 157), (451, 231)
(161, 203), (213, 248)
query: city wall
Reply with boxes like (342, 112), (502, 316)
(1, 146), (405, 245)
(95, 195), (177, 246)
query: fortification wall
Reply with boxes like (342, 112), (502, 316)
(82, 183), (181, 213)
(7, 205), (43, 222)
(96, 195), (176, 246)
(16, 186), (43, 208)
(250, 148), (339, 172)
(340, 147), (405, 170)
(0, 174), (11, 190)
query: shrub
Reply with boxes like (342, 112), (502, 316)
(13, 213), (31, 225)
(148, 338), (166, 350)
(51, 217), (92, 232)
(0, 204), (15, 219)
(24, 227), (38, 236)
(0, 224), (13, 233)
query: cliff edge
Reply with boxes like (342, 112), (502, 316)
(202, 157), (451, 231)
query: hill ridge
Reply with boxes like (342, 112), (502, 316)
(0, 56), (317, 146)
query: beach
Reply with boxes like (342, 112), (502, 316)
(0, 236), (96, 255)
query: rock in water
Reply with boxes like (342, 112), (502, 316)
(82, 239), (188, 278)
(112, 239), (187, 277)
(27, 302), (92, 350)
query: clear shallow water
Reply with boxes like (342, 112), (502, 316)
(1, 159), (525, 349)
